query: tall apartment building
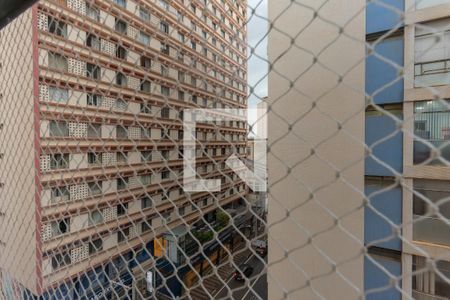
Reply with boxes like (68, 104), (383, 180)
(0, 0), (248, 298)
(364, 0), (450, 299)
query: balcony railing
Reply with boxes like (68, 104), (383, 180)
(415, 59), (450, 87)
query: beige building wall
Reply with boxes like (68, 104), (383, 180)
(267, 1), (366, 299)
(0, 8), (38, 294)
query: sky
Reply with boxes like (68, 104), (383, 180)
(247, 0), (268, 108)
(246, 0), (268, 134)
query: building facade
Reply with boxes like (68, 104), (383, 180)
(268, 0), (450, 299)
(365, 0), (450, 299)
(268, 0), (366, 299)
(0, 0), (248, 298)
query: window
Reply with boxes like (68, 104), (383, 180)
(192, 95), (197, 104)
(51, 218), (70, 236)
(86, 34), (100, 50)
(162, 191), (171, 201)
(49, 87), (68, 103)
(191, 41), (197, 50)
(178, 130), (183, 140)
(178, 32), (185, 43)
(159, 0), (169, 10)
(191, 77), (197, 86)
(138, 31), (150, 45)
(413, 256), (450, 299)
(116, 45), (127, 59)
(48, 52), (67, 72)
(178, 91), (185, 101)
(114, 0), (126, 8)
(88, 181), (102, 196)
(116, 126), (128, 139)
(203, 199), (208, 206)
(161, 170), (170, 179)
(161, 150), (169, 160)
(413, 180), (450, 246)
(117, 177), (128, 190)
(89, 210), (104, 225)
(141, 56), (152, 69)
(51, 186), (70, 202)
(87, 94), (101, 106)
(141, 197), (152, 209)
(178, 148), (184, 159)
(86, 3), (100, 21)
(161, 43), (170, 55)
(87, 123), (102, 138)
(86, 63), (100, 79)
(117, 203), (128, 216)
(117, 151), (127, 164)
(161, 65), (169, 77)
(160, 22), (169, 34)
(414, 100), (450, 165)
(115, 99), (127, 110)
(140, 80), (151, 93)
(178, 207), (185, 216)
(89, 238), (103, 254)
(51, 252), (71, 270)
(116, 72), (127, 86)
(141, 127), (151, 139)
(177, 11), (184, 21)
(161, 128), (169, 139)
(88, 152), (102, 165)
(139, 7), (150, 22)
(178, 71), (185, 83)
(161, 86), (170, 97)
(115, 19), (127, 34)
(50, 153), (69, 170)
(414, 22), (450, 87)
(117, 227), (129, 243)
(141, 219), (151, 232)
(48, 16), (67, 37)
(161, 107), (170, 118)
(141, 151), (152, 162)
(177, 51), (184, 62)
(140, 102), (151, 114)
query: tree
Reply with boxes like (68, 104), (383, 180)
(216, 211), (230, 228)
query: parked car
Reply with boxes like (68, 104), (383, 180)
(233, 264), (254, 281)
(251, 239), (267, 257)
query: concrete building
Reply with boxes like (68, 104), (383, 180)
(365, 0), (450, 299)
(0, 0), (247, 298)
(268, 0), (366, 299)
(268, 0), (450, 299)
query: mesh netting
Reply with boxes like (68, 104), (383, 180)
(0, 0), (449, 299)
